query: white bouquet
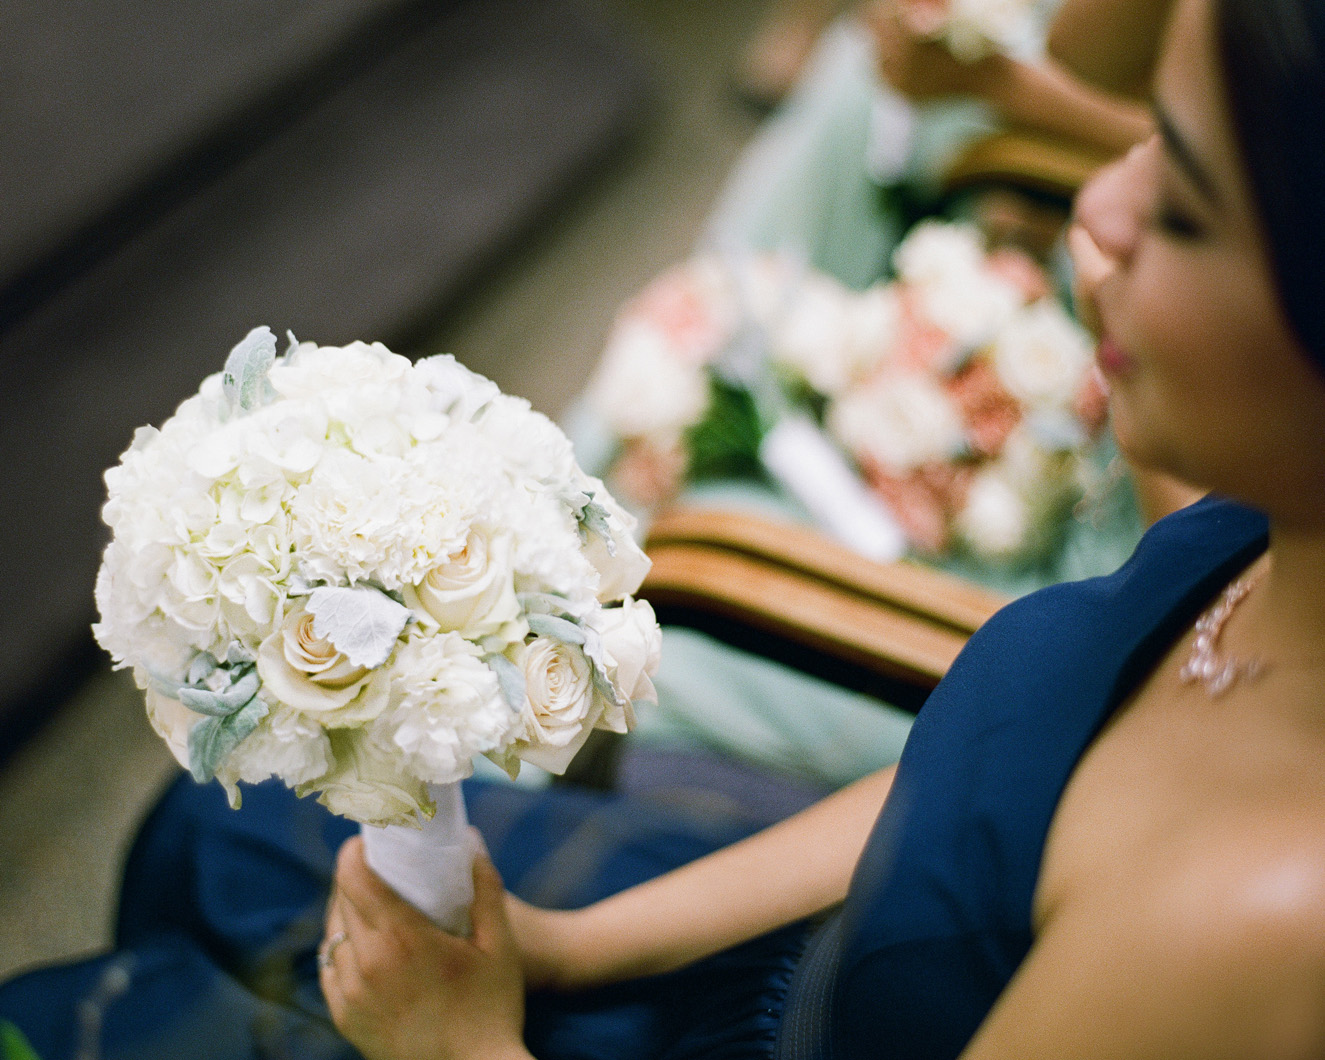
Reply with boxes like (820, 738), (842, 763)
(902, 0), (1046, 62)
(94, 328), (661, 933)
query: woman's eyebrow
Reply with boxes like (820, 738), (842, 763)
(1152, 97), (1222, 207)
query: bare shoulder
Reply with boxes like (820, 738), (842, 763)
(962, 828), (1325, 1060)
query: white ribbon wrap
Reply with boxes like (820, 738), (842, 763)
(760, 417), (908, 562)
(360, 781), (474, 935)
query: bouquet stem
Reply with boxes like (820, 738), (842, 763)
(360, 781), (474, 935)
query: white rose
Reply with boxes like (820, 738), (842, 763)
(145, 685), (198, 770)
(257, 600), (389, 724)
(404, 528), (522, 642)
(412, 353), (503, 424)
(579, 486), (652, 602)
(892, 220), (987, 288)
(771, 275), (858, 396)
(507, 637), (601, 774)
(374, 632), (516, 784)
(844, 285), (903, 380)
(593, 597), (662, 733)
(992, 300), (1094, 408)
(956, 470), (1032, 560)
(946, 0), (1039, 61)
(302, 729), (431, 827)
(588, 321), (710, 442)
(916, 268), (1022, 352)
(827, 371), (967, 474)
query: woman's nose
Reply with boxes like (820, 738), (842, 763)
(1073, 137), (1157, 266)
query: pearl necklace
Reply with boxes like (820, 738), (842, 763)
(1179, 572), (1265, 697)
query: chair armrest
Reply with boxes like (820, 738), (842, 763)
(640, 507), (1009, 711)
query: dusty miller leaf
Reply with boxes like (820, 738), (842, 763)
(517, 591), (573, 617)
(577, 498), (616, 554)
(222, 326), (278, 414)
(307, 586), (411, 668)
(485, 653), (527, 714)
(188, 697), (268, 782)
(527, 613), (586, 645)
(179, 668), (260, 717)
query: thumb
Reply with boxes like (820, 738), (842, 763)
(468, 832), (516, 957)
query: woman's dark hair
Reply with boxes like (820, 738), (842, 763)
(1217, 0), (1325, 366)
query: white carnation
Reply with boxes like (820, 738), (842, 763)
(289, 446), (476, 590)
(220, 706), (334, 788)
(373, 633), (515, 785)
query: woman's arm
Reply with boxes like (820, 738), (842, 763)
(514, 765), (897, 990)
(863, 1), (1152, 157)
(1046, 0), (1176, 99)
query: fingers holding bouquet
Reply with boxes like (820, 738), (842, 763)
(320, 834), (531, 1060)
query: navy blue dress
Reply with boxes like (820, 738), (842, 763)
(0, 497), (1268, 1060)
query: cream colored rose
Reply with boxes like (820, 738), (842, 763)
(595, 598), (661, 729)
(992, 301), (1093, 409)
(588, 321), (710, 442)
(827, 371), (967, 474)
(302, 729), (431, 828)
(403, 529), (521, 640)
(510, 637), (601, 774)
(580, 488), (652, 603)
(257, 600), (388, 724)
(956, 470), (1031, 560)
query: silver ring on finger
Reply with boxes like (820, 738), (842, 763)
(318, 930), (348, 970)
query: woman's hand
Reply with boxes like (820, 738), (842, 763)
(320, 835), (532, 1060)
(863, 0), (1006, 102)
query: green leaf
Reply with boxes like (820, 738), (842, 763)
(576, 498), (616, 553)
(306, 586), (411, 669)
(1, 1021), (42, 1060)
(526, 613), (586, 645)
(222, 326), (278, 414)
(186, 652), (219, 685)
(684, 375), (767, 482)
(485, 653), (527, 715)
(179, 668), (259, 717)
(188, 697), (268, 782)
(517, 591), (572, 617)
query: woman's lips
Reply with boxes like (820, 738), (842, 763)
(1096, 336), (1136, 378)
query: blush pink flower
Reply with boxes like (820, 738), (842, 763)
(947, 357), (1023, 458)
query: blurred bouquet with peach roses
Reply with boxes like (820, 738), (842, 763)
(589, 220), (1109, 568)
(94, 328), (660, 931)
